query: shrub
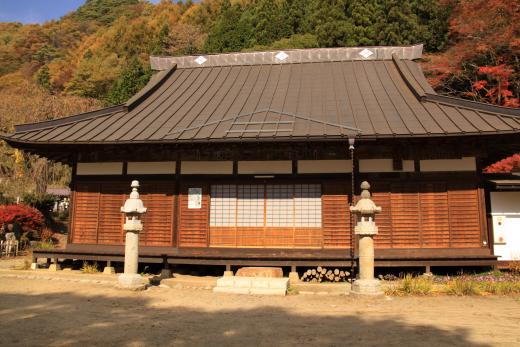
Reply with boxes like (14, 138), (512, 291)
(385, 274), (433, 296)
(401, 274), (433, 295)
(447, 278), (480, 296)
(81, 261), (100, 274)
(0, 204), (45, 232)
(37, 241), (55, 250)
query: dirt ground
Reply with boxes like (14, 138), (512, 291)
(0, 276), (518, 347)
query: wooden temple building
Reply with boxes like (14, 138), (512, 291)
(2, 44), (520, 271)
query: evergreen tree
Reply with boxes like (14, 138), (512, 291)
(246, 0), (292, 47)
(309, 0), (350, 47)
(203, 0), (253, 52)
(410, 0), (450, 52)
(151, 23), (171, 55)
(343, 0), (384, 46)
(105, 58), (151, 105)
(35, 65), (51, 91)
(378, 0), (424, 46)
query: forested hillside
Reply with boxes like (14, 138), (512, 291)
(0, 0), (518, 199)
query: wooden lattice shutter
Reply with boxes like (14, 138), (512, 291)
(71, 182), (100, 244)
(448, 182), (482, 247)
(419, 182), (450, 247)
(322, 182), (351, 248)
(140, 181), (175, 246)
(390, 183), (421, 248)
(372, 183), (392, 249)
(97, 183), (126, 245)
(178, 183), (209, 247)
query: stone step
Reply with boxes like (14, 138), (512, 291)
(213, 276), (289, 296)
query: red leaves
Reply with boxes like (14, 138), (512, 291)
(484, 154), (520, 173)
(0, 204), (45, 231)
(478, 64), (513, 81)
(473, 80), (487, 90)
(474, 64), (518, 107)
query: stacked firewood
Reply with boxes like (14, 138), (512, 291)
(301, 266), (350, 282)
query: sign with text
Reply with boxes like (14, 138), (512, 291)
(188, 187), (202, 209)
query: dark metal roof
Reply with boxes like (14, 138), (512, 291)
(2, 46), (519, 147)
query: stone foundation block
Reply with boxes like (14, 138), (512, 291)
(216, 277), (234, 287)
(351, 279), (383, 296)
(48, 264), (61, 271)
(213, 276), (289, 295)
(118, 273), (146, 290)
(213, 287), (250, 295)
(267, 278), (290, 289)
(252, 278), (271, 288)
(236, 267), (283, 278)
(160, 268), (172, 279)
(30, 263), (38, 270)
(250, 288), (287, 296)
(234, 277), (253, 288)
(103, 267), (116, 275)
(288, 271), (299, 284)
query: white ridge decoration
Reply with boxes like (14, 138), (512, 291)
(359, 49), (374, 59)
(275, 51), (289, 61)
(194, 56), (207, 65)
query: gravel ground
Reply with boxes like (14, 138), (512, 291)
(0, 275), (519, 347)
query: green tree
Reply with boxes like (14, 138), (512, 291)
(204, 0), (252, 52)
(35, 65), (51, 91)
(410, 0), (450, 52)
(71, 0), (140, 25)
(151, 23), (170, 55)
(308, 0), (350, 47)
(245, 0), (292, 47)
(105, 58), (151, 105)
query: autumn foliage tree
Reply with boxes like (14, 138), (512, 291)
(484, 154), (520, 174)
(0, 204), (45, 232)
(473, 65), (518, 107)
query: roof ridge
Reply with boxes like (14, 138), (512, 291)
(151, 44), (423, 70)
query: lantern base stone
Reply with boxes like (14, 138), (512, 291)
(351, 279), (383, 296)
(118, 273), (146, 290)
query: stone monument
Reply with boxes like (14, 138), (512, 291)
(350, 181), (383, 295)
(118, 180), (147, 290)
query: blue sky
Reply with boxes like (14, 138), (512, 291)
(0, 0), (162, 24)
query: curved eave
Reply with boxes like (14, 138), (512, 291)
(3, 130), (520, 148)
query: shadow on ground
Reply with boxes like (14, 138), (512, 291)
(0, 289), (490, 347)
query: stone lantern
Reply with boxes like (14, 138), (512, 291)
(350, 181), (382, 295)
(118, 180), (147, 289)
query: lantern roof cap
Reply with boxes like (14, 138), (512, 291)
(121, 180), (147, 214)
(350, 181), (382, 215)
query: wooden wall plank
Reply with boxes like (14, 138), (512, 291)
(322, 182), (351, 248)
(71, 182), (100, 244)
(178, 183), (209, 247)
(448, 182), (482, 248)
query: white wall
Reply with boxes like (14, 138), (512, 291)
(420, 157), (476, 172)
(238, 161), (292, 174)
(181, 161), (233, 175)
(491, 191), (520, 261)
(358, 159), (414, 173)
(76, 162), (123, 175)
(127, 161), (176, 174)
(298, 160), (352, 174)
